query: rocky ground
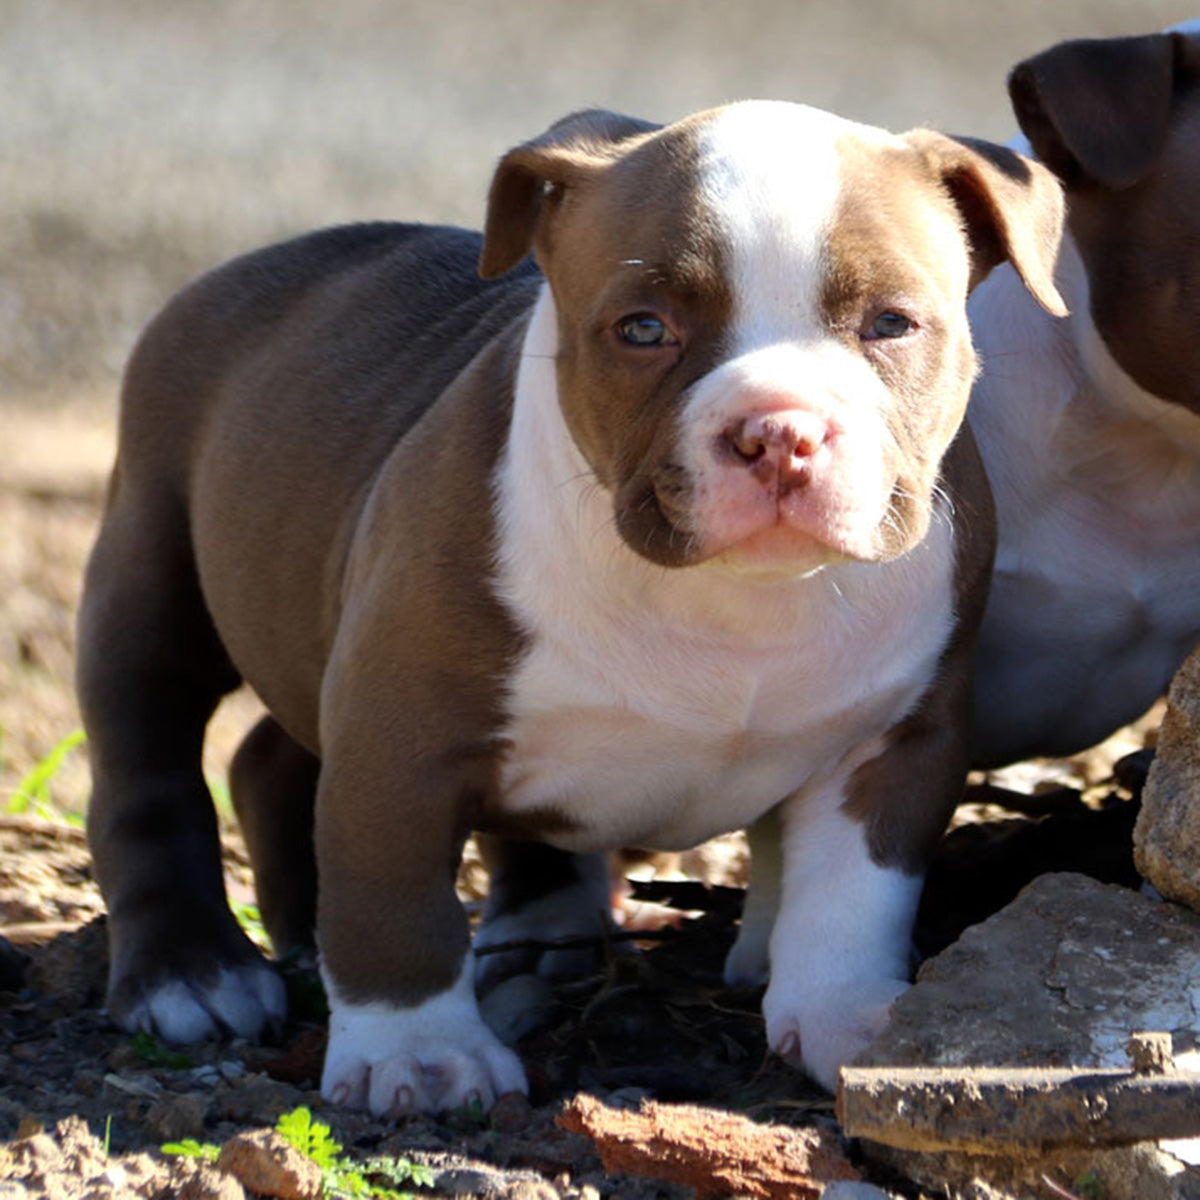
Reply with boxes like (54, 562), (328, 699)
(0, 653), (1155, 1199)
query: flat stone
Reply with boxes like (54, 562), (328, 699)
(854, 873), (1200, 1200)
(1136, 649), (1200, 910)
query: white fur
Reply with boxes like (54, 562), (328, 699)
(493, 286), (956, 855)
(320, 957), (527, 1116)
(970, 234), (1200, 763)
(763, 788), (922, 1090)
(124, 964), (286, 1044)
(698, 102), (897, 346)
(678, 105), (901, 567)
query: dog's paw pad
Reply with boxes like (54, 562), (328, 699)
(321, 969), (528, 1116)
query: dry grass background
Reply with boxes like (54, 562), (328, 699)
(2, 0), (1195, 809)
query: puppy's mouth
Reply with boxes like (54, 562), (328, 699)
(614, 463), (881, 574)
(612, 466), (704, 568)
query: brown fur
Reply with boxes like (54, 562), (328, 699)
(80, 224), (541, 1012)
(822, 135), (1049, 872)
(1010, 31), (1200, 412)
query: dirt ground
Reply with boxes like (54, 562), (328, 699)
(1, 2), (1192, 1196)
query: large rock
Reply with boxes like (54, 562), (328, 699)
(1136, 648), (1200, 909)
(853, 873), (1200, 1200)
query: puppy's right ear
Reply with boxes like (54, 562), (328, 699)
(478, 109), (658, 279)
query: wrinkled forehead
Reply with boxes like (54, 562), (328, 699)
(691, 102), (907, 339)
(560, 101), (966, 331)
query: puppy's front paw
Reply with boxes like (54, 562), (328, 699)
(764, 977), (909, 1092)
(322, 965), (528, 1116)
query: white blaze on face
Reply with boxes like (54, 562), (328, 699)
(679, 102), (903, 574)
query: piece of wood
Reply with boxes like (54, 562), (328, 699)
(838, 1061), (1200, 1153)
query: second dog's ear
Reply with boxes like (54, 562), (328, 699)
(1008, 33), (1199, 189)
(906, 130), (1067, 317)
(479, 110), (658, 279)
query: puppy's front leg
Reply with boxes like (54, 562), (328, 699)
(762, 784), (920, 1092)
(315, 667), (525, 1116)
(763, 713), (965, 1092)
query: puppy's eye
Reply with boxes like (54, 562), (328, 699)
(616, 314), (678, 347)
(866, 311), (915, 340)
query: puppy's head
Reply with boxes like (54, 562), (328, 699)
(1009, 26), (1200, 412)
(482, 101), (1064, 578)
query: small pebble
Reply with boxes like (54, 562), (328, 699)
(489, 1091), (533, 1135)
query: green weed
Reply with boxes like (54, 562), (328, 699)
(1073, 1170), (1107, 1200)
(129, 1030), (195, 1071)
(4, 727), (86, 822)
(208, 776), (235, 822)
(163, 1105), (435, 1198)
(231, 900), (270, 951)
(160, 1136), (220, 1162)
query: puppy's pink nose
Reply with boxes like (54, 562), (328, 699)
(722, 410), (829, 488)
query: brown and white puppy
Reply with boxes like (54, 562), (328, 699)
(970, 23), (1200, 766)
(77, 101), (1064, 1116)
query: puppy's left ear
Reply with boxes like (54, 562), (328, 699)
(479, 109), (658, 279)
(906, 131), (1068, 318)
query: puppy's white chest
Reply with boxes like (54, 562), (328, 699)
(496, 605), (936, 851)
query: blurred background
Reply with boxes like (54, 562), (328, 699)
(1, 0), (1195, 808)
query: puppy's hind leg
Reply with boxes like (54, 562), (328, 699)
(230, 715), (320, 958)
(473, 837), (614, 992)
(78, 477), (286, 1044)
